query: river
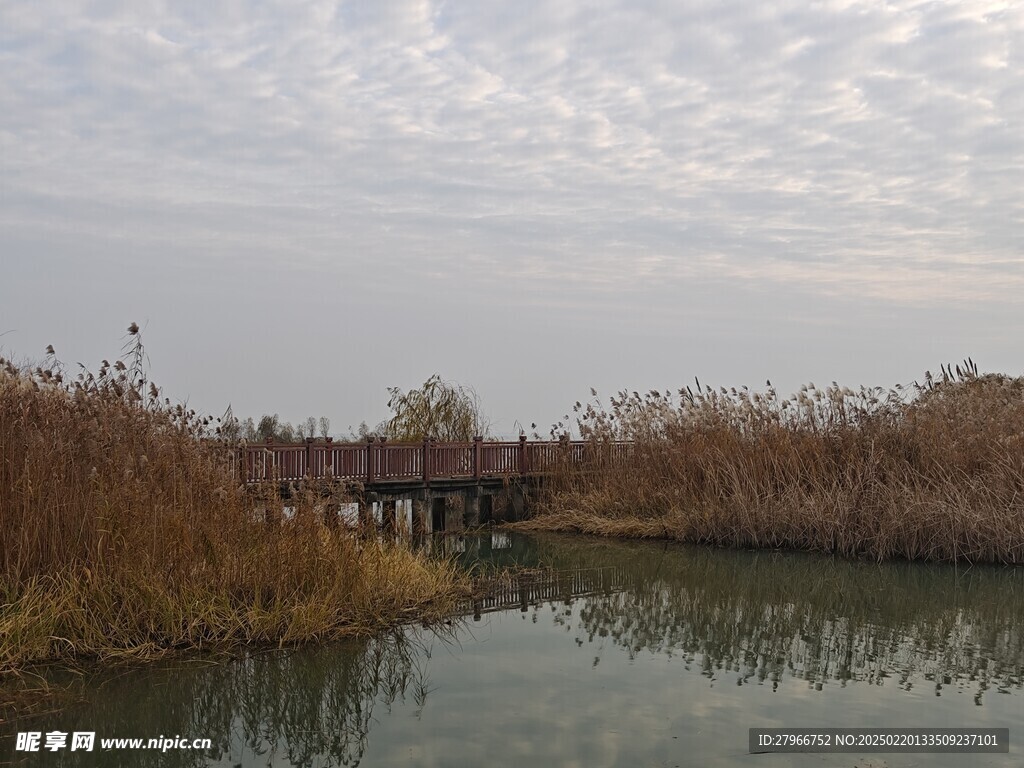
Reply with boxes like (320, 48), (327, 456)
(4, 532), (1022, 766)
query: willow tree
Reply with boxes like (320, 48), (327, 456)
(386, 374), (488, 442)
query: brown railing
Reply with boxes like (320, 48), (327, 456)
(239, 436), (632, 484)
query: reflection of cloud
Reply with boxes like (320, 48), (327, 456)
(2, 0), (1023, 306)
(501, 537), (1024, 701)
(369, 587), (1023, 768)
(406, 536), (1024, 766)
(34, 535), (1024, 768)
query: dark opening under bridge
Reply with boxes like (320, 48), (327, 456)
(239, 436), (631, 532)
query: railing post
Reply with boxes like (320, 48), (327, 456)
(379, 436), (388, 479)
(519, 434), (528, 475)
(366, 437), (376, 485)
(422, 437), (431, 485)
(265, 436), (274, 481)
(305, 436), (314, 478)
(473, 435), (483, 479)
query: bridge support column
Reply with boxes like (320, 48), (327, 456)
(395, 498), (411, 534)
(361, 493), (378, 529)
(480, 494), (494, 525)
(411, 499), (428, 536)
(411, 491), (429, 534)
(382, 499), (397, 532)
(322, 500), (339, 527)
(509, 484), (526, 521)
(463, 487), (481, 529)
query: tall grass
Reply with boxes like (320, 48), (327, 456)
(527, 363), (1024, 563)
(0, 328), (463, 675)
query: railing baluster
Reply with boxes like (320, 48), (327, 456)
(240, 438), (630, 485)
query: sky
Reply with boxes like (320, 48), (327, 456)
(2, 0), (1023, 437)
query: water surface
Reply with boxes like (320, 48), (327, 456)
(5, 533), (1023, 767)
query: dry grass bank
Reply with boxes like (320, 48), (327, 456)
(0, 331), (463, 678)
(525, 364), (1024, 563)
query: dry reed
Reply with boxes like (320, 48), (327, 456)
(527, 363), (1024, 563)
(0, 329), (464, 677)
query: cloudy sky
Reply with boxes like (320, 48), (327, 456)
(2, 0), (1022, 436)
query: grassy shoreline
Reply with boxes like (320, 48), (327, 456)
(525, 367), (1024, 564)
(0, 337), (465, 697)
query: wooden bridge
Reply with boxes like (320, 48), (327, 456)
(238, 436), (631, 532)
(239, 435), (630, 487)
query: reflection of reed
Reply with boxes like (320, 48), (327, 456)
(502, 535), (1024, 702)
(45, 632), (430, 767)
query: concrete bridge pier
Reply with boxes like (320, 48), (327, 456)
(360, 492), (378, 528)
(411, 492), (429, 534)
(381, 499), (397, 532)
(479, 494), (494, 524)
(463, 487), (481, 528)
(335, 477), (535, 533)
(322, 500), (340, 527)
(398, 498), (414, 534)
(510, 484), (527, 521)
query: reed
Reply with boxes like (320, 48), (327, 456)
(526, 363), (1024, 563)
(0, 329), (463, 675)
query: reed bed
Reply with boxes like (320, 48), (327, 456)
(0, 331), (463, 677)
(526, 363), (1024, 563)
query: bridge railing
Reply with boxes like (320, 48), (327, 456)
(238, 436), (632, 484)
(465, 565), (632, 618)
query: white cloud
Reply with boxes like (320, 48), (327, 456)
(2, 0), (1023, 428)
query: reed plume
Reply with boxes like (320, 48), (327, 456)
(0, 327), (461, 676)
(528, 362), (1024, 564)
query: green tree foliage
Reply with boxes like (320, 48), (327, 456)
(386, 374), (488, 442)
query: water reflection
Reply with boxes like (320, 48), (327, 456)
(479, 536), (1024, 702)
(8, 633), (433, 768)
(7, 534), (1023, 767)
